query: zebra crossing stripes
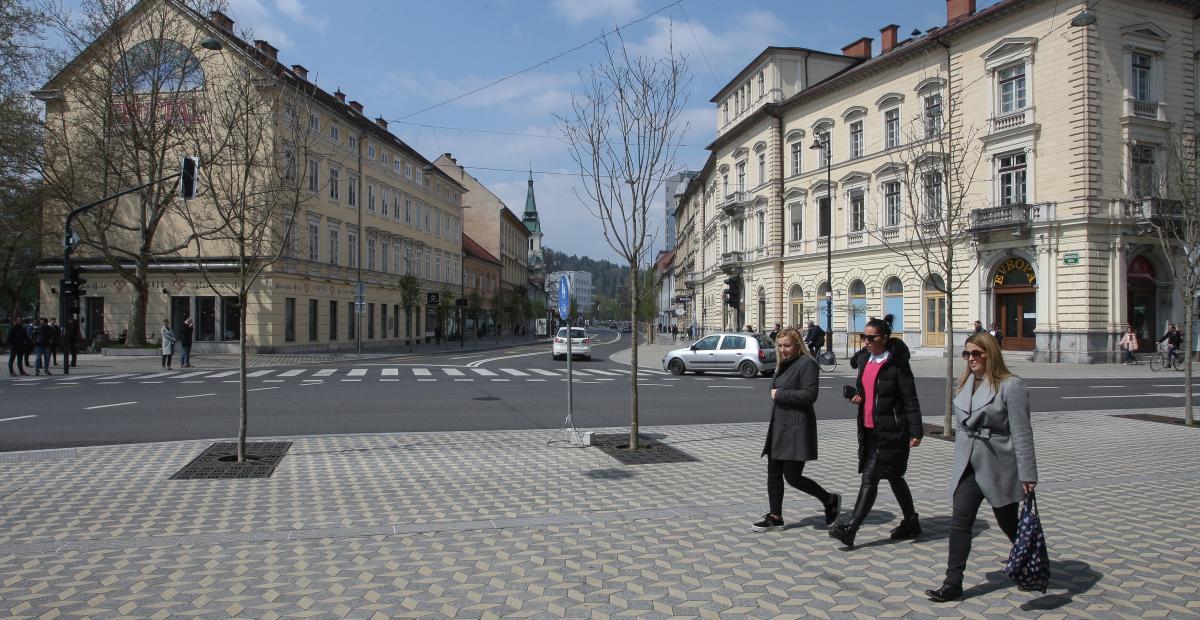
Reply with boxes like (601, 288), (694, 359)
(472, 368), (497, 376)
(412, 368), (432, 376)
(245, 370), (274, 377)
(382, 368), (399, 376)
(278, 369), (306, 377)
(528, 368), (558, 376)
(313, 369), (337, 377)
(347, 368), (367, 377)
(207, 370), (239, 378)
(443, 369), (465, 376)
(499, 368), (528, 376)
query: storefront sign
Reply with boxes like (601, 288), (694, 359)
(1062, 252), (1080, 266)
(993, 257), (1038, 287)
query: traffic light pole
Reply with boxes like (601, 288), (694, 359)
(58, 173), (181, 375)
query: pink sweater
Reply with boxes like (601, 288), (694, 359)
(862, 360), (884, 429)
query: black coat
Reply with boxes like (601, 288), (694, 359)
(850, 338), (923, 476)
(6, 323), (28, 348)
(762, 354), (820, 462)
(181, 324), (194, 346)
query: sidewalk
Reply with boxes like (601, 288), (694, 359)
(7, 335), (546, 376)
(0, 404), (1197, 617)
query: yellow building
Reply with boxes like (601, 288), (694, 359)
(674, 0), (1197, 363)
(35, 0), (465, 352)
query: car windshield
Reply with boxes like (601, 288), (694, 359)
(557, 328), (586, 339)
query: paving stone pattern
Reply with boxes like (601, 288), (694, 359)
(1, 408), (1198, 618)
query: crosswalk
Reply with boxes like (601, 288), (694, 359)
(10, 366), (687, 386)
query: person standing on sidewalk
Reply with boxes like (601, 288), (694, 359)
(33, 318), (53, 375)
(179, 317), (194, 368)
(829, 317), (923, 549)
(66, 314), (81, 367)
(160, 319), (176, 370)
(753, 327), (841, 533)
(48, 318), (61, 366)
(1118, 325), (1139, 365)
(7, 315), (28, 376)
(926, 332), (1038, 603)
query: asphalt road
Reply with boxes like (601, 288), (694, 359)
(1, 329), (1190, 451)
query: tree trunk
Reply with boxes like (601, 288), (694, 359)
(125, 265), (149, 346)
(1185, 295), (1195, 426)
(943, 269), (955, 437)
(238, 292), (248, 462)
(628, 267), (640, 451)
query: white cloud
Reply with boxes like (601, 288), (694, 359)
(552, 0), (641, 25)
(379, 70), (579, 117)
(226, 0), (294, 48)
(274, 0), (328, 33)
(626, 10), (788, 79)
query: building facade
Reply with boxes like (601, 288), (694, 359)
(35, 0), (465, 351)
(547, 271), (593, 316)
(462, 233), (501, 335)
(674, 0), (1197, 363)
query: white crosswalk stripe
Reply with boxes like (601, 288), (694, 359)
(443, 368), (465, 376)
(528, 368), (559, 376)
(412, 368), (432, 376)
(472, 368), (497, 376)
(382, 368), (399, 376)
(245, 370), (275, 377)
(585, 369), (621, 376)
(171, 371), (210, 379)
(347, 368), (367, 377)
(208, 371), (239, 378)
(278, 369), (306, 377)
(499, 368), (528, 376)
(314, 369), (337, 377)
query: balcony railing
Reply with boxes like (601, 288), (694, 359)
(683, 271), (702, 288)
(972, 203), (1030, 230)
(989, 107), (1034, 133)
(1127, 98), (1163, 121)
(719, 251), (744, 273)
(847, 231), (865, 245)
(720, 190), (752, 216)
(1126, 197), (1185, 222)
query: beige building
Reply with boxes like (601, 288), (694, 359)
(35, 0), (465, 351)
(674, 0), (1197, 362)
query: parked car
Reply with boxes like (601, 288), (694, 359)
(661, 332), (776, 378)
(552, 327), (592, 361)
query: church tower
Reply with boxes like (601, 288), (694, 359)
(522, 169), (544, 271)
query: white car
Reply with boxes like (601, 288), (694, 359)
(552, 327), (592, 361)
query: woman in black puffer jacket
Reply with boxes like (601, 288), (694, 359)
(829, 316), (924, 549)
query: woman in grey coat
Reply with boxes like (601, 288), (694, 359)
(926, 332), (1038, 603)
(159, 319), (176, 370)
(753, 327), (840, 532)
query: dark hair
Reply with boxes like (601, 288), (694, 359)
(865, 316), (892, 337)
(883, 314), (895, 328)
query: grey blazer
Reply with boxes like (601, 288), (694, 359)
(950, 374), (1038, 507)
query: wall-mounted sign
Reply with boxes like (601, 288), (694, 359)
(993, 257), (1037, 287)
(1063, 252), (1080, 266)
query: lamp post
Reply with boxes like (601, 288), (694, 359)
(810, 131), (833, 356)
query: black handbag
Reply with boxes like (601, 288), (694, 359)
(1003, 492), (1050, 593)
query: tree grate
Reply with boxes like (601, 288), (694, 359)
(922, 423), (957, 443)
(170, 441), (292, 479)
(1112, 413), (1199, 428)
(590, 433), (699, 465)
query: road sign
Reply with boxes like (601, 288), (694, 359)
(558, 275), (570, 320)
(1063, 252), (1080, 266)
(426, 292), (440, 305)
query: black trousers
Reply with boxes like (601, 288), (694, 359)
(944, 464), (1019, 587)
(846, 429), (917, 527)
(767, 458), (831, 516)
(8, 346), (25, 374)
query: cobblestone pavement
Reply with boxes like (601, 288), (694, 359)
(1, 407), (1198, 618)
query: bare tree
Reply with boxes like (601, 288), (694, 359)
(40, 0), (225, 344)
(866, 71), (985, 436)
(177, 57), (318, 462)
(1143, 132), (1198, 425)
(556, 33), (689, 449)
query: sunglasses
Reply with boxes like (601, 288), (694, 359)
(961, 349), (985, 359)
(860, 333), (882, 342)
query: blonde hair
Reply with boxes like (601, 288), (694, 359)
(957, 332), (1013, 390)
(775, 327), (810, 358)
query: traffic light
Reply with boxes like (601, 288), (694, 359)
(179, 155), (199, 199)
(61, 266), (86, 300)
(72, 266), (87, 296)
(60, 277), (78, 299)
(724, 276), (741, 308)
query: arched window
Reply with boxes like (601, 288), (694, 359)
(817, 282), (832, 331)
(882, 277), (905, 332)
(788, 284), (804, 328)
(115, 39), (206, 93)
(849, 280), (867, 332)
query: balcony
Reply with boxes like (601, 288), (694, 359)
(972, 203), (1030, 231)
(720, 190), (752, 216)
(1126, 98), (1164, 122)
(989, 106), (1034, 134)
(847, 231), (865, 246)
(683, 271), (702, 288)
(1126, 197), (1185, 223)
(718, 251), (744, 274)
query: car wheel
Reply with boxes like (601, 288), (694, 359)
(667, 358), (686, 375)
(739, 361), (758, 378)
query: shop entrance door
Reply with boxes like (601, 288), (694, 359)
(996, 291), (1036, 351)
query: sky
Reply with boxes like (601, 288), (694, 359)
(219, 0), (1003, 263)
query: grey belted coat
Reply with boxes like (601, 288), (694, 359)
(950, 374), (1038, 507)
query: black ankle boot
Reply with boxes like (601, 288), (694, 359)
(925, 583), (962, 603)
(890, 515), (922, 540)
(828, 521), (857, 549)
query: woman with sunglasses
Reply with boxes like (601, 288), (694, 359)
(926, 332), (1038, 603)
(829, 317), (923, 549)
(753, 327), (841, 533)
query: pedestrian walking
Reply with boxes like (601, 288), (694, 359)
(160, 319), (176, 369)
(670, 324), (678, 341)
(988, 322), (1005, 348)
(829, 317), (923, 549)
(744, 324), (755, 334)
(769, 323), (781, 342)
(7, 315), (28, 376)
(973, 320), (984, 333)
(753, 327), (841, 533)
(48, 318), (61, 366)
(1118, 325), (1139, 365)
(179, 317), (194, 368)
(926, 332), (1038, 603)
(804, 321), (826, 359)
(33, 318), (53, 375)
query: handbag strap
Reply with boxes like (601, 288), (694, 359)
(1025, 491), (1038, 516)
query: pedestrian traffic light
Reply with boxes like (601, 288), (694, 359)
(72, 267), (87, 296)
(724, 276), (741, 308)
(179, 155), (199, 199)
(60, 277), (78, 299)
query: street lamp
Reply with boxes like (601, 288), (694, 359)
(810, 131), (833, 357)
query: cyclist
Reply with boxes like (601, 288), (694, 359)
(1159, 323), (1184, 367)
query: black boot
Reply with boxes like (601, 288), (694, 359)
(890, 514), (922, 540)
(828, 521), (857, 548)
(925, 583), (963, 603)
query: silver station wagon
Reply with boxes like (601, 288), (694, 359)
(661, 333), (777, 378)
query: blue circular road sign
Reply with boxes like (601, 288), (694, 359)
(558, 276), (571, 320)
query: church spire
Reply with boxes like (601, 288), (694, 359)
(522, 168), (541, 234)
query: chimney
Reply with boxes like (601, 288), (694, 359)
(375, 116), (388, 129)
(253, 40), (278, 61)
(841, 37), (873, 59)
(209, 10), (233, 31)
(291, 64), (308, 80)
(444, 153), (457, 165)
(946, 0), (976, 23)
(334, 89), (345, 103)
(349, 100), (363, 114)
(880, 24), (899, 54)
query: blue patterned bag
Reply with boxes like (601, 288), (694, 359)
(1003, 492), (1050, 593)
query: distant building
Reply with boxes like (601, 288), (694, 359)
(547, 271), (593, 315)
(661, 171), (695, 252)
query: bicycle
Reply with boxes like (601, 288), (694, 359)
(1149, 343), (1184, 372)
(816, 350), (838, 372)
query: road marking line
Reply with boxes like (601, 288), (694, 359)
(182, 380), (205, 384)
(500, 368), (528, 376)
(86, 401), (138, 410)
(223, 380), (239, 383)
(348, 368), (368, 377)
(381, 379), (400, 382)
(568, 369), (594, 375)
(248, 387), (278, 392)
(55, 382), (80, 385)
(639, 383), (674, 387)
(586, 369), (621, 376)
(140, 381), (163, 384)
(443, 368), (465, 376)
(97, 381), (121, 385)
(417, 378), (437, 382)
(314, 369), (337, 377)
(1089, 385), (1124, 388)
(175, 393), (216, 399)
(454, 378), (474, 382)
(207, 371), (239, 378)
(527, 379), (547, 382)
(341, 379), (361, 382)
(1061, 393), (1184, 399)
(708, 385), (753, 389)
(0, 415), (36, 423)
(528, 368), (558, 376)
(137, 372), (174, 379)
(246, 370), (274, 377)
(302, 379), (323, 382)
(301, 382), (322, 387)
(278, 369), (306, 377)
(1027, 386), (1058, 390)
(412, 368), (432, 376)
(171, 371), (209, 379)
(472, 368), (497, 376)
(263, 380), (284, 383)
(382, 368), (399, 376)
(491, 378), (511, 382)
(1154, 384), (1184, 387)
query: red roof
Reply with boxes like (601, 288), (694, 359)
(462, 233), (501, 266)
